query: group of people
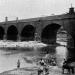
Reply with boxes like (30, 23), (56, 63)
(16, 58), (49, 75)
(37, 58), (49, 75)
(16, 57), (56, 75)
(17, 58), (75, 75)
(62, 59), (74, 74)
(46, 57), (56, 66)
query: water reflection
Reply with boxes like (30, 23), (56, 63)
(0, 41), (68, 73)
(0, 48), (37, 73)
(56, 46), (68, 66)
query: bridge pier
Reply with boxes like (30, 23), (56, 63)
(17, 34), (21, 41)
(3, 26), (7, 40)
(34, 32), (41, 41)
(67, 35), (75, 60)
(3, 33), (7, 40)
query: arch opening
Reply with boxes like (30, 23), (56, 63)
(21, 25), (35, 41)
(57, 26), (75, 61)
(56, 26), (68, 46)
(7, 25), (18, 41)
(0, 26), (4, 40)
(57, 26), (74, 47)
(41, 23), (61, 44)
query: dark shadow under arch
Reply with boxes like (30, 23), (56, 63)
(41, 23), (61, 44)
(0, 26), (4, 40)
(21, 25), (35, 41)
(7, 25), (18, 41)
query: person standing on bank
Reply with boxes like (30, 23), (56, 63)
(17, 59), (20, 68)
(37, 58), (45, 75)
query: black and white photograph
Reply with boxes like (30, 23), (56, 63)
(0, 0), (75, 75)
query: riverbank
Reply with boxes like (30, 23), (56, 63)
(0, 66), (63, 75)
(0, 40), (66, 48)
(0, 67), (38, 75)
(0, 40), (47, 49)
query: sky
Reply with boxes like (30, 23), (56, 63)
(0, 0), (75, 22)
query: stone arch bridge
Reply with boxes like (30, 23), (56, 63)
(0, 7), (75, 48)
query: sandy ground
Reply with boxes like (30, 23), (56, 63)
(0, 66), (74, 75)
(0, 67), (37, 75)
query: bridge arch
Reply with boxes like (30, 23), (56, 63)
(0, 26), (4, 40)
(41, 23), (61, 44)
(21, 25), (35, 41)
(7, 25), (18, 41)
(57, 26), (74, 48)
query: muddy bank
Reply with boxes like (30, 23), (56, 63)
(0, 67), (38, 75)
(0, 66), (63, 75)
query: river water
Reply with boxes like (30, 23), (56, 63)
(0, 41), (68, 73)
